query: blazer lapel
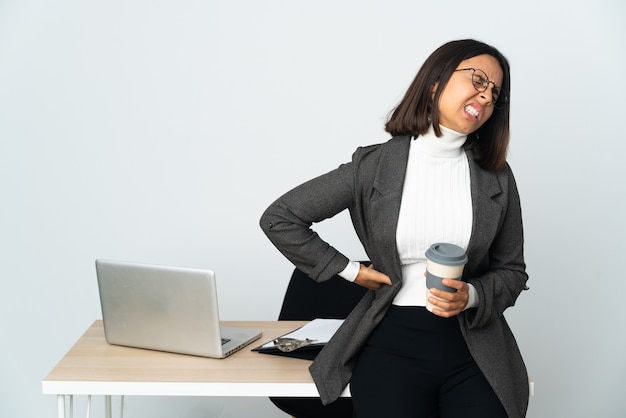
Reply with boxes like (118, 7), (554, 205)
(466, 151), (503, 273)
(369, 136), (411, 284)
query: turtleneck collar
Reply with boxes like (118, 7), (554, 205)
(413, 124), (467, 158)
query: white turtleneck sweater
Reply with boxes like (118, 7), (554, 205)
(340, 125), (478, 309)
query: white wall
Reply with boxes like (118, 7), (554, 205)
(1, 1), (624, 417)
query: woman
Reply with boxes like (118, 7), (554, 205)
(260, 39), (529, 417)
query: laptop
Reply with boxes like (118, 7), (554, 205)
(95, 259), (262, 358)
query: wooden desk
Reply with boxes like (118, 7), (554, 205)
(43, 320), (346, 418)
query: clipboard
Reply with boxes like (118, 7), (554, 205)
(252, 318), (343, 360)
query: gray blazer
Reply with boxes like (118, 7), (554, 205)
(260, 136), (529, 417)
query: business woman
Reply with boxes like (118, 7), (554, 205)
(260, 39), (529, 418)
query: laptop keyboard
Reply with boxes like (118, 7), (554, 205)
(221, 338), (231, 345)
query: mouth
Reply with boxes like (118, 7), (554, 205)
(464, 104), (480, 120)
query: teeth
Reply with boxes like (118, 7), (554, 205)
(465, 105), (479, 118)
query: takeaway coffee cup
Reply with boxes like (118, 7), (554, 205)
(425, 243), (468, 312)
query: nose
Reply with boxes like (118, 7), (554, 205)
(479, 87), (495, 106)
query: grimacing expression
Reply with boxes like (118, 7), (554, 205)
(436, 54), (504, 135)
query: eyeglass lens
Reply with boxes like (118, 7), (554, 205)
(471, 69), (501, 102)
(470, 69), (502, 104)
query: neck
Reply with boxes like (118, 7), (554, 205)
(415, 125), (467, 158)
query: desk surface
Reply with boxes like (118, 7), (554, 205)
(42, 320), (346, 397)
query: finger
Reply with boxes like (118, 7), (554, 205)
(366, 266), (392, 286)
(354, 273), (387, 291)
(429, 287), (453, 301)
(378, 274), (392, 286)
(438, 309), (459, 318)
(367, 280), (389, 289)
(441, 278), (465, 290)
(430, 291), (465, 311)
(429, 305), (455, 318)
(429, 298), (462, 317)
(429, 294), (452, 309)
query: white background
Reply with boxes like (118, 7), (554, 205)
(1, 1), (624, 417)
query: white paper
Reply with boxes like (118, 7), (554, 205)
(260, 318), (344, 349)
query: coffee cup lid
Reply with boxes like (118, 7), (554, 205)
(425, 243), (468, 266)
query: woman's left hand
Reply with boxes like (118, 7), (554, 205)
(428, 279), (469, 318)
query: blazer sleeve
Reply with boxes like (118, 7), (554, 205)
(259, 156), (357, 283)
(464, 164), (529, 329)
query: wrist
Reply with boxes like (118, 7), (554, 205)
(463, 283), (478, 310)
(338, 260), (360, 282)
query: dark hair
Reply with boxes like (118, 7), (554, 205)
(385, 39), (511, 172)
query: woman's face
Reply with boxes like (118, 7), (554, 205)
(436, 54), (504, 135)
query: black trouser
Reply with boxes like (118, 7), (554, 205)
(350, 306), (507, 418)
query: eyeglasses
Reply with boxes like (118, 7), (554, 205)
(455, 68), (508, 109)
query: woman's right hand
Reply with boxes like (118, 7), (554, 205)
(354, 264), (392, 290)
